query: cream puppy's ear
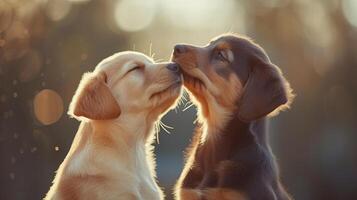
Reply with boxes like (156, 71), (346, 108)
(68, 71), (121, 120)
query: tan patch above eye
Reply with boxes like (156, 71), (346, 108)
(214, 43), (234, 62)
(215, 42), (231, 50)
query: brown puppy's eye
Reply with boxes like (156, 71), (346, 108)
(215, 50), (228, 62)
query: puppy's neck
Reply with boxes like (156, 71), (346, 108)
(197, 95), (233, 143)
(91, 112), (154, 145)
(198, 97), (268, 148)
(63, 112), (157, 176)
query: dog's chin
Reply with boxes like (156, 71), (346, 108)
(172, 58), (214, 105)
(150, 81), (182, 108)
(182, 71), (206, 94)
(172, 59), (208, 95)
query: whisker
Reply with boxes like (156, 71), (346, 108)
(132, 43), (136, 51)
(181, 90), (195, 112)
(184, 101), (192, 107)
(177, 95), (185, 107)
(183, 102), (195, 112)
(159, 120), (173, 134)
(183, 89), (191, 101)
(155, 58), (165, 63)
(160, 121), (174, 129)
(149, 42), (153, 58)
(181, 92), (188, 102)
(226, 25), (234, 34)
(154, 121), (160, 144)
(193, 117), (200, 124)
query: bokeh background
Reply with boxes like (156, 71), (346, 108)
(1, 0), (357, 199)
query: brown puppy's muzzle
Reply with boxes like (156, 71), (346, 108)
(172, 44), (201, 69)
(172, 44), (208, 85)
(172, 44), (212, 107)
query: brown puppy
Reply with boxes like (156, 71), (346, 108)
(172, 34), (294, 200)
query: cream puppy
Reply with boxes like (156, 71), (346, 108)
(44, 51), (182, 200)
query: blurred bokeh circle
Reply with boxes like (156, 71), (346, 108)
(114, 0), (157, 32)
(161, 0), (236, 30)
(33, 89), (64, 125)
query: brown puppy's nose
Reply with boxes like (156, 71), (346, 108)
(166, 63), (180, 73)
(174, 44), (187, 55)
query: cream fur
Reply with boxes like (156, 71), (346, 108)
(45, 51), (182, 200)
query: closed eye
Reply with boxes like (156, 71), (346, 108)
(127, 65), (143, 74)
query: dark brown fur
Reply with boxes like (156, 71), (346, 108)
(173, 34), (294, 200)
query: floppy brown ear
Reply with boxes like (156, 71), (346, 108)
(68, 71), (121, 120)
(237, 62), (293, 122)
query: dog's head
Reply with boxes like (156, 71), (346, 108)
(172, 34), (294, 122)
(69, 51), (182, 121)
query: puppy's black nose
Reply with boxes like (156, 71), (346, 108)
(166, 63), (180, 73)
(174, 45), (186, 55)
